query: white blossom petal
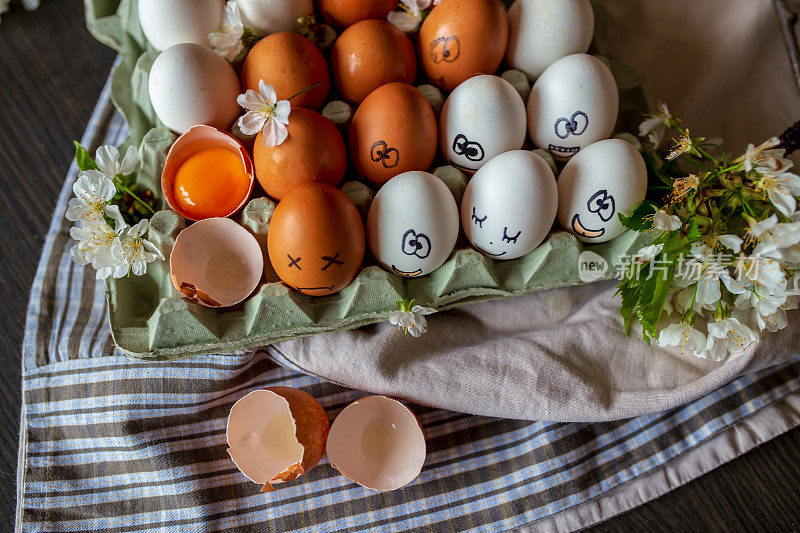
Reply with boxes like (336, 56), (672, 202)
(717, 234), (743, 254)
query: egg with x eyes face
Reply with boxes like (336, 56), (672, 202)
(461, 150), (558, 260)
(367, 171), (459, 278)
(557, 139), (647, 243)
(267, 182), (365, 295)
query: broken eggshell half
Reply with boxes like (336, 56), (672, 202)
(161, 124), (255, 221)
(326, 395), (426, 491)
(170, 217), (264, 307)
(226, 387), (330, 491)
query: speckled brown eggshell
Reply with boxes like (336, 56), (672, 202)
(253, 108), (346, 200)
(267, 182), (365, 296)
(330, 19), (417, 104)
(418, 0), (509, 92)
(348, 82), (438, 184)
(318, 0), (397, 28)
(241, 32), (330, 110)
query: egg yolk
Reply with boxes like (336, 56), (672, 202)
(173, 148), (250, 219)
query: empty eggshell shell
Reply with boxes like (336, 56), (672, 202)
(170, 218), (264, 307)
(326, 396), (426, 491)
(162, 125), (255, 221)
(227, 388), (329, 491)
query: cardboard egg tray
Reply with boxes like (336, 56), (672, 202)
(86, 0), (654, 359)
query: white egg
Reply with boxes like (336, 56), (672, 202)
(138, 0), (224, 52)
(461, 150), (558, 260)
(149, 43), (241, 134)
(527, 53), (618, 161)
(557, 139), (647, 243)
(367, 171), (459, 278)
(237, 0), (314, 35)
(505, 0), (594, 80)
(439, 75), (527, 174)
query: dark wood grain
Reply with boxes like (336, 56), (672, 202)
(0, 0), (115, 530)
(0, 2), (799, 532)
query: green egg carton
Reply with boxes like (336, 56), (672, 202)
(86, 0), (655, 360)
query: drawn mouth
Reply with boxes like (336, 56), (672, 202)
(548, 144), (580, 158)
(474, 245), (507, 257)
(450, 160), (478, 174)
(293, 285), (335, 292)
(571, 214), (605, 238)
(391, 265), (424, 277)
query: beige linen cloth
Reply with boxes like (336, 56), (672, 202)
(274, 0), (800, 422)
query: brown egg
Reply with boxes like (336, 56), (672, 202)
(253, 108), (346, 200)
(267, 182), (365, 296)
(349, 82), (437, 184)
(418, 0), (509, 91)
(330, 20), (417, 104)
(318, 0), (397, 28)
(241, 32), (330, 110)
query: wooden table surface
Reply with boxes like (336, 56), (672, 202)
(1, 1), (799, 531)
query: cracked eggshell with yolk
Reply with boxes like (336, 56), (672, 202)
(226, 387), (329, 492)
(367, 171), (459, 278)
(556, 139), (647, 243)
(461, 150), (558, 260)
(439, 74), (527, 174)
(526, 53), (618, 161)
(267, 182), (365, 296)
(326, 396), (426, 491)
(170, 218), (264, 307)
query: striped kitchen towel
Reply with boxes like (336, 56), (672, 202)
(16, 63), (800, 532)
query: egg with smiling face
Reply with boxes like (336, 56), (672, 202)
(461, 150), (558, 260)
(367, 171), (459, 278)
(557, 139), (647, 243)
(527, 54), (618, 161)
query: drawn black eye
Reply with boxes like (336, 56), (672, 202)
(554, 111), (589, 139)
(321, 253), (343, 271)
(287, 254), (302, 270)
(587, 190), (616, 222)
(401, 229), (431, 259)
(453, 134), (485, 162)
(501, 227), (521, 244)
(430, 35), (461, 64)
(370, 140), (399, 169)
(471, 207), (487, 228)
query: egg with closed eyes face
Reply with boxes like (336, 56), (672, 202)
(527, 53), (618, 161)
(439, 75), (527, 174)
(557, 139), (647, 243)
(461, 150), (558, 260)
(367, 171), (459, 278)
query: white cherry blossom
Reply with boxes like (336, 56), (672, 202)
(388, 304), (436, 337)
(113, 220), (165, 277)
(703, 317), (757, 361)
(237, 80), (291, 147)
(657, 322), (707, 356)
(95, 144), (138, 177)
(209, 0), (245, 61)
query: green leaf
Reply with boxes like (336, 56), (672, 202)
(618, 283), (640, 336)
(73, 141), (97, 172)
(619, 200), (658, 231)
(635, 255), (677, 343)
(684, 217), (703, 242)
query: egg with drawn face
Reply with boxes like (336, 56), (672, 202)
(367, 171), (459, 278)
(527, 54), (618, 161)
(461, 150), (558, 260)
(439, 75), (527, 174)
(557, 139), (647, 243)
(268, 182), (365, 295)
